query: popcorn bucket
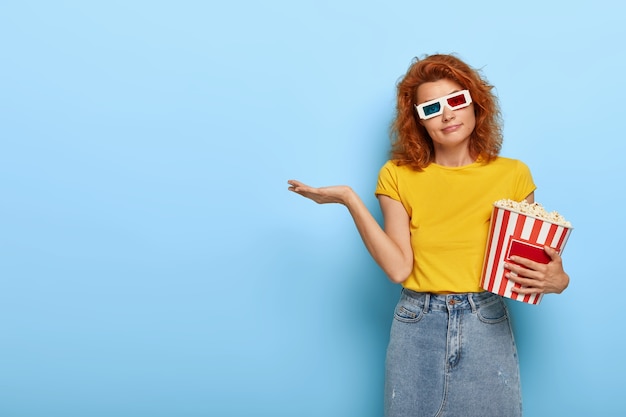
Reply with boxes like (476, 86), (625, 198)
(480, 204), (573, 304)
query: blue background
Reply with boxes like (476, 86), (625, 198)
(1, 1), (623, 416)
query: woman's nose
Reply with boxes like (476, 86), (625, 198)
(442, 106), (456, 121)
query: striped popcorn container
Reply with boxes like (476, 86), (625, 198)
(480, 203), (573, 304)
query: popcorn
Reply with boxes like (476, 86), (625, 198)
(493, 199), (572, 228)
(480, 199), (574, 304)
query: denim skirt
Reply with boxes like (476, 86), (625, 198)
(384, 289), (522, 417)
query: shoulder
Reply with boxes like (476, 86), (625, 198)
(379, 160), (418, 175)
(380, 159), (404, 170)
(378, 160), (398, 177)
(485, 156), (531, 171)
(377, 160), (420, 191)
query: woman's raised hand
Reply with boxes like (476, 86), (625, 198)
(287, 180), (354, 205)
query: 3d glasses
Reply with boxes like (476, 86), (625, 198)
(414, 90), (472, 120)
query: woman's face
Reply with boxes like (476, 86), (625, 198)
(416, 79), (476, 152)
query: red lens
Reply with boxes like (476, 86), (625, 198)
(446, 93), (467, 107)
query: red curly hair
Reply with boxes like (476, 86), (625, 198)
(389, 54), (503, 170)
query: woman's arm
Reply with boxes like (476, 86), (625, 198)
(288, 180), (413, 283)
(505, 248), (570, 294)
(504, 191), (570, 294)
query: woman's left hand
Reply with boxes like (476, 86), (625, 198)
(504, 246), (570, 295)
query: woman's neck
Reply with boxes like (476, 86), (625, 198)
(433, 149), (475, 167)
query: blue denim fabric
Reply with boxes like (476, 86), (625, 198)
(385, 289), (522, 417)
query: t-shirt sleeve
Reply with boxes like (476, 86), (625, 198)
(514, 160), (537, 201)
(375, 161), (401, 202)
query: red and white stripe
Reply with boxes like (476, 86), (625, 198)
(480, 206), (573, 305)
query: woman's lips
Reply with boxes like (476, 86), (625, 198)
(441, 124), (462, 133)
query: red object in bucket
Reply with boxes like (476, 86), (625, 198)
(480, 204), (573, 304)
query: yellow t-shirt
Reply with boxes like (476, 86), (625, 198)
(375, 157), (536, 293)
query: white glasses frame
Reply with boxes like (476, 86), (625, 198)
(414, 90), (472, 120)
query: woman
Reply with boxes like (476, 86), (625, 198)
(288, 54), (568, 417)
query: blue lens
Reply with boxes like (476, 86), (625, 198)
(423, 102), (441, 116)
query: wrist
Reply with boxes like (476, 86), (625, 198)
(341, 186), (358, 206)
